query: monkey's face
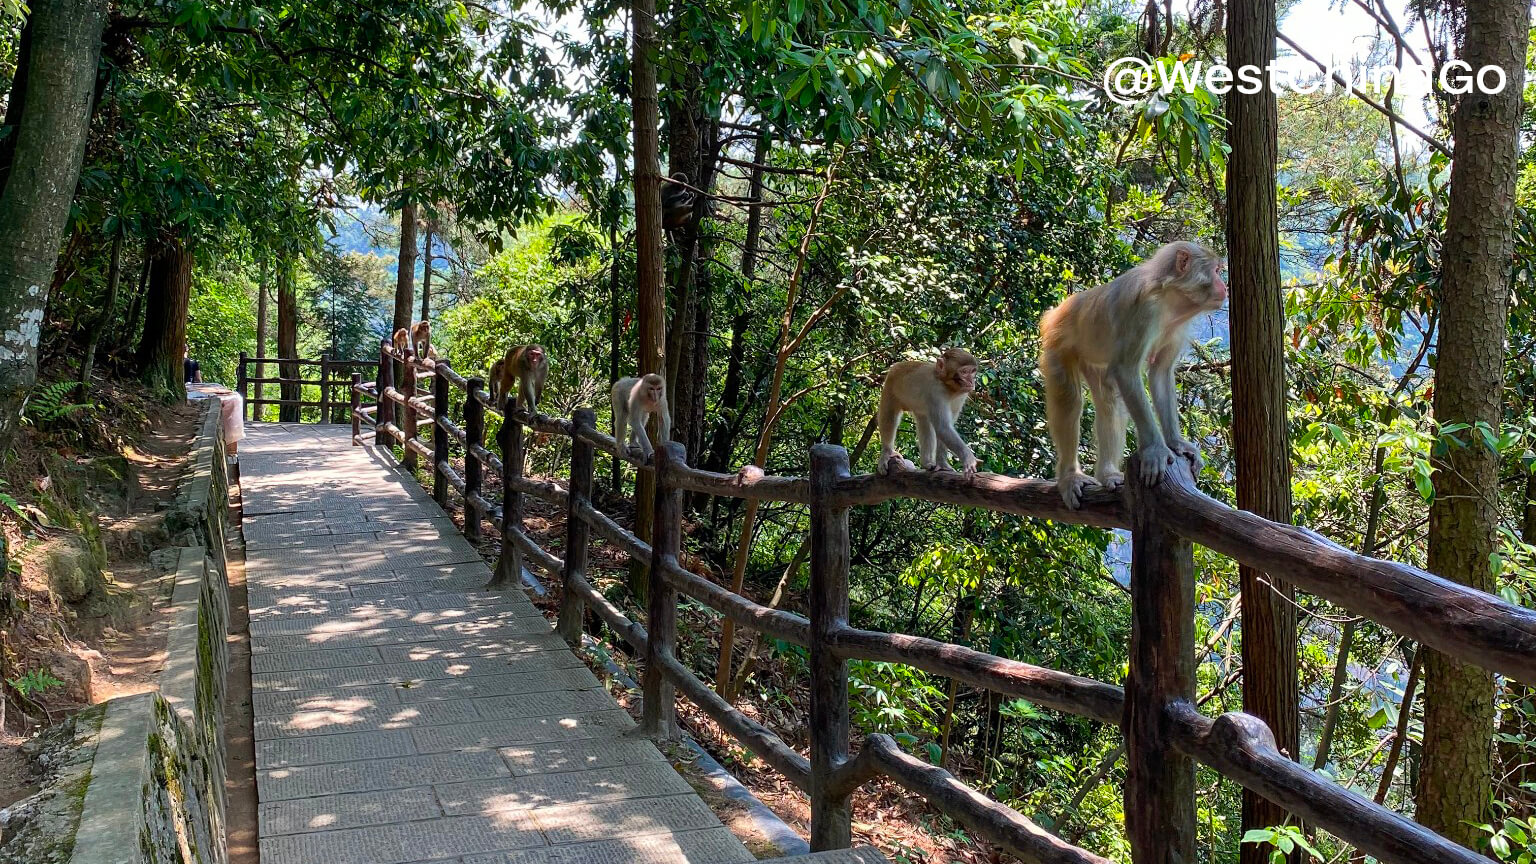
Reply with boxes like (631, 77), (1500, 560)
(527, 348), (544, 367)
(938, 350), (979, 393)
(1174, 246), (1227, 311)
(646, 383), (664, 405)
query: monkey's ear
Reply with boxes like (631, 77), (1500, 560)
(1174, 247), (1192, 275)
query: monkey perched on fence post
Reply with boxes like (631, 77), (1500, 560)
(1039, 240), (1227, 508)
(876, 348), (980, 476)
(489, 345), (548, 413)
(611, 373), (671, 462)
(391, 327), (411, 356)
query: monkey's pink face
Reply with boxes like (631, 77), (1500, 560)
(528, 349), (544, 367)
(646, 384), (664, 404)
(954, 364), (977, 392)
(1205, 262), (1229, 309)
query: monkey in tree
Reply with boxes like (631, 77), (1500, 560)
(877, 348), (980, 476)
(661, 173), (696, 232)
(490, 345), (548, 411)
(611, 373), (671, 462)
(1039, 240), (1227, 508)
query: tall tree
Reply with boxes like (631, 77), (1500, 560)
(277, 258), (300, 423)
(420, 220), (434, 323)
(0, 0), (109, 451)
(394, 202), (419, 334)
(1418, 0), (1529, 844)
(135, 231), (194, 396)
(630, 0), (666, 591)
(1226, 0), (1298, 855)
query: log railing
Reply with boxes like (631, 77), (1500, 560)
(236, 352), (378, 422)
(348, 339), (1535, 864)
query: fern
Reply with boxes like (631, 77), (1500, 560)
(23, 380), (93, 425)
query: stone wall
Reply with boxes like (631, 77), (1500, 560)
(70, 400), (233, 864)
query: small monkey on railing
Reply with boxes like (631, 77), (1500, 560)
(611, 373), (670, 462)
(876, 347), (980, 475)
(489, 345), (548, 412)
(1039, 240), (1227, 508)
(391, 327), (411, 356)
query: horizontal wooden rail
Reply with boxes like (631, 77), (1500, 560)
(668, 462), (809, 503)
(654, 651), (812, 789)
(836, 735), (1110, 864)
(659, 558), (811, 646)
(827, 627), (1124, 727)
(1153, 472), (1536, 686)
(835, 467), (1127, 530)
(243, 356), (376, 367)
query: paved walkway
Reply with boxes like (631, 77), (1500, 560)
(241, 423), (757, 864)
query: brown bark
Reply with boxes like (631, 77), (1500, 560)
(420, 221), (433, 323)
(135, 231), (193, 396)
(256, 259), (269, 412)
(630, 0), (665, 593)
(0, 0), (108, 450)
(394, 202), (418, 334)
(277, 258), (299, 422)
(1226, 0), (1299, 854)
(1418, 0), (1528, 845)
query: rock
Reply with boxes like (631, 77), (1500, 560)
(0, 704), (104, 864)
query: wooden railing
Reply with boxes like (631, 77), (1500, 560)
(236, 353), (378, 422)
(349, 338), (1536, 864)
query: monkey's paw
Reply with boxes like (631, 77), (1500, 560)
(1171, 439), (1203, 470)
(880, 454), (916, 475)
(962, 456), (979, 475)
(1058, 472), (1096, 509)
(1094, 468), (1125, 491)
(1136, 443), (1176, 485)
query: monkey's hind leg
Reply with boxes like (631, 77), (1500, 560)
(1085, 371), (1127, 492)
(1044, 355), (1095, 508)
(914, 416), (940, 472)
(876, 398), (914, 474)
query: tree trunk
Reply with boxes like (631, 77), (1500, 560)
(78, 229), (122, 395)
(1227, 0), (1299, 856)
(630, 0), (666, 594)
(256, 258), (269, 414)
(420, 221), (433, 323)
(135, 231), (193, 397)
(277, 258), (300, 422)
(394, 202), (418, 334)
(0, 0), (108, 451)
(607, 230), (624, 492)
(1417, 0), (1528, 846)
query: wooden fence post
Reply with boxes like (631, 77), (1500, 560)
(642, 441), (685, 740)
(808, 443), (853, 851)
(492, 395), (526, 587)
(558, 409), (596, 645)
(1125, 456), (1197, 864)
(237, 352), (249, 420)
(350, 372), (362, 445)
(401, 358), (419, 471)
(375, 340), (392, 446)
(432, 362), (451, 506)
(464, 377), (485, 543)
(319, 354), (332, 423)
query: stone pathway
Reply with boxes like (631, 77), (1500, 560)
(240, 423), (757, 864)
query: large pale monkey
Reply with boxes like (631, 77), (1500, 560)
(611, 373), (671, 462)
(877, 348), (980, 475)
(490, 345), (548, 411)
(410, 320), (434, 360)
(1039, 240), (1228, 508)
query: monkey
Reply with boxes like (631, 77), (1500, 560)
(610, 373), (671, 462)
(410, 320), (432, 360)
(391, 327), (411, 356)
(661, 173), (696, 231)
(876, 348), (980, 476)
(490, 345), (548, 412)
(1038, 240), (1228, 509)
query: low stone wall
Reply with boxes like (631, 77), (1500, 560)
(71, 400), (233, 864)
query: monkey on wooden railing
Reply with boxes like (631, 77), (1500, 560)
(1039, 240), (1227, 508)
(611, 373), (670, 462)
(489, 345), (548, 412)
(875, 347), (980, 476)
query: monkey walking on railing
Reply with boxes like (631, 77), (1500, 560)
(875, 348), (981, 476)
(489, 345), (548, 412)
(611, 373), (670, 463)
(1039, 240), (1227, 509)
